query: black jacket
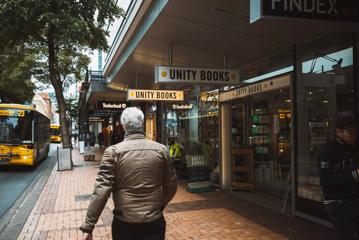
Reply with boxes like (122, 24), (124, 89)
(317, 138), (359, 200)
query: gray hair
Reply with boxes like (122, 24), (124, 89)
(120, 107), (144, 133)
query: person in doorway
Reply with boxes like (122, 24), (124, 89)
(168, 137), (182, 162)
(317, 116), (359, 240)
(89, 131), (96, 147)
(97, 132), (104, 150)
(80, 107), (177, 240)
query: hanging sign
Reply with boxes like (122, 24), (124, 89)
(155, 65), (239, 85)
(97, 101), (127, 110)
(127, 89), (184, 101)
(172, 104), (193, 110)
(219, 74), (290, 102)
(250, 0), (359, 23)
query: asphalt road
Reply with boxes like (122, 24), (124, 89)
(0, 144), (59, 219)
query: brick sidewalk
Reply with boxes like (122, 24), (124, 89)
(16, 148), (335, 240)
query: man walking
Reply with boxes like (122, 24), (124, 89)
(80, 107), (177, 240)
(317, 116), (359, 239)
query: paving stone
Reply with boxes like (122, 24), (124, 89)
(16, 147), (335, 240)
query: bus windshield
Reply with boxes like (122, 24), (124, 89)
(0, 113), (32, 144)
(51, 126), (61, 136)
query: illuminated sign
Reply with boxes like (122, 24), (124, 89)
(127, 89), (184, 101)
(98, 101), (127, 110)
(172, 104), (193, 110)
(155, 66), (239, 85)
(278, 109), (291, 119)
(89, 116), (105, 122)
(201, 90), (219, 102)
(219, 74), (290, 102)
(250, 0), (359, 23)
(0, 109), (25, 117)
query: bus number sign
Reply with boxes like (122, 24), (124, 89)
(18, 110), (25, 117)
(0, 109), (25, 117)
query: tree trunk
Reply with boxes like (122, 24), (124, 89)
(47, 31), (71, 148)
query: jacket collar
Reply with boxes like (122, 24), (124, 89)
(124, 131), (145, 141)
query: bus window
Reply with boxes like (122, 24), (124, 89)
(0, 112), (32, 144)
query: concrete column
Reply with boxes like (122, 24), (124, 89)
(220, 102), (232, 190)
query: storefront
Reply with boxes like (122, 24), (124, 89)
(158, 86), (220, 180)
(219, 32), (359, 225)
(153, 66), (239, 182)
(295, 33), (358, 224)
(99, 0), (359, 227)
(88, 101), (127, 146)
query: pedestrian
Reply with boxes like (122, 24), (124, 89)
(80, 107), (177, 240)
(73, 132), (78, 145)
(317, 116), (359, 240)
(89, 131), (96, 147)
(97, 132), (104, 150)
(168, 137), (182, 161)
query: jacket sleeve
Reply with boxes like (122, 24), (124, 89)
(317, 145), (359, 189)
(80, 147), (116, 233)
(162, 150), (178, 206)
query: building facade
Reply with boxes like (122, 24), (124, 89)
(82, 0), (359, 226)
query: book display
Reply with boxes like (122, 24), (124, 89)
(232, 149), (255, 190)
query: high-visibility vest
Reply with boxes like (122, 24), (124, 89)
(169, 143), (182, 159)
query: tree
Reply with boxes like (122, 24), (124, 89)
(0, 44), (37, 103)
(64, 96), (80, 126)
(0, 0), (124, 147)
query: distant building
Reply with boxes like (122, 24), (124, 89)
(32, 94), (51, 119)
(40, 92), (53, 120)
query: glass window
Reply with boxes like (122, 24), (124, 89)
(296, 34), (355, 219)
(0, 111), (32, 144)
(231, 86), (292, 197)
(162, 85), (220, 181)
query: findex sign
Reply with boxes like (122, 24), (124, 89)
(250, 0), (359, 23)
(155, 66), (240, 85)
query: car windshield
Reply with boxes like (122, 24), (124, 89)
(0, 111), (32, 144)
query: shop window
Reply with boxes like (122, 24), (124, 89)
(231, 87), (292, 196)
(296, 33), (355, 220)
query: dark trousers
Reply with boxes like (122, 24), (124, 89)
(325, 199), (359, 240)
(112, 216), (166, 240)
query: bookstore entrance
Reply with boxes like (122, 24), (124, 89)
(220, 74), (292, 212)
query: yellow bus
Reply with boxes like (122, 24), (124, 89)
(50, 124), (62, 143)
(0, 104), (50, 166)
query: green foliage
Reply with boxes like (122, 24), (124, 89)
(0, 0), (124, 146)
(34, 46), (91, 91)
(0, 45), (37, 103)
(65, 96), (79, 120)
(0, 0), (124, 51)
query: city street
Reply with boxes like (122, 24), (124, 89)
(1, 0), (359, 239)
(0, 144), (58, 218)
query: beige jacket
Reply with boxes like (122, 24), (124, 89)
(80, 132), (177, 233)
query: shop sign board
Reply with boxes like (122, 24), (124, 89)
(97, 101), (127, 110)
(155, 65), (239, 85)
(250, 0), (359, 23)
(127, 89), (184, 101)
(219, 74), (290, 102)
(172, 104), (193, 110)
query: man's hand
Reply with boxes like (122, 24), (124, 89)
(82, 232), (93, 240)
